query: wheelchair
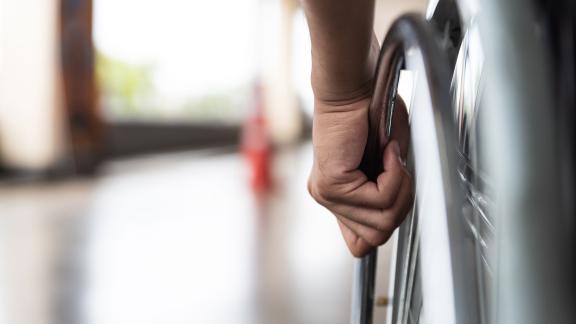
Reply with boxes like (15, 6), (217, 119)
(351, 0), (576, 323)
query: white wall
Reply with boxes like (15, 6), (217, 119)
(374, 0), (428, 43)
(0, 0), (66, 170)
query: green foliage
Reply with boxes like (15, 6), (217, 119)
(96, 51), (156, 115)
(96, 51), (248, 122)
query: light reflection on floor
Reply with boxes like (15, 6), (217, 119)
(0, 143), (364, 324)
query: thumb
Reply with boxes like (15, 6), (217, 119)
(383, 140), (403, 172)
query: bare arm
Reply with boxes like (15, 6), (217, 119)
(302, 0), (413, 257)
(302, 0), (378, 102)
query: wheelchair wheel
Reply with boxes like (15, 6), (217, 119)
(352, 0), (576, 323)
(353, 13), (480, 324)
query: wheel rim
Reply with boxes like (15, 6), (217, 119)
(365, 14), (481, 324)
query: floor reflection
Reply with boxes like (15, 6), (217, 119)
(0, 143), (355, 324)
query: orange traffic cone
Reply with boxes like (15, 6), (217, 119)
(242, 80), (271, 193)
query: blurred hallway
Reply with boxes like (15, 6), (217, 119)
(0, 1), (421, 323)
(0, 143), (357, 324)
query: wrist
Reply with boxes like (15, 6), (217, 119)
(311, 32), (380, 105)
(312, 78), (373, 107)
(314, 95), (372, 117)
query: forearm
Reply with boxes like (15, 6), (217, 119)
(301, 0), (378, 103)
(303, 1), (413, 257)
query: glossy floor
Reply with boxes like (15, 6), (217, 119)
(0, 143), (394, 324)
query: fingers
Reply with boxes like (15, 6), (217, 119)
(322, 168), (414, 257)
(391, 96), (410, 158)
(337, 214), (392, 247)
(336, 219), (373, 258)
(326, 201), (395, 230)
(376, 140), (406, 201)
(310, 140), (406, 210)
(380, 174), (414, 228)
(330, 173), (413, 230)
(309, 125), (414, 256)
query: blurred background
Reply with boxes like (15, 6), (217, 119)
(0, 0), (425, 323)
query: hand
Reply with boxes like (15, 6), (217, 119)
(308, 94), (414, 257)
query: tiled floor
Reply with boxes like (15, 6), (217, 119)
(0, 143), (394, 324)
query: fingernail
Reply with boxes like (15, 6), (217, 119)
(390, 140), (401, 156)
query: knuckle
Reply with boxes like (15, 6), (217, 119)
(308, 178), (332, 206)
(308, 176), (342, 205)
(308, 180), (323, 203)
(317, 183), (337, 202)
(307, 178), (316, 197)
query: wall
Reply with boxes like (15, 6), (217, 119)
(0, 0), (66, 171)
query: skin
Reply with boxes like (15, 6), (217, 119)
(302, 0), (414, 257)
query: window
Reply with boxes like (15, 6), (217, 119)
(94, 0), (260, 123)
